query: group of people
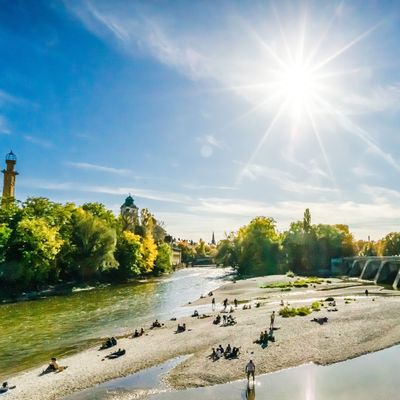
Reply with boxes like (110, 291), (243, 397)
(132, 328), (145, 338)
(209, 344), (240, 361)
(254, 328), (275, 348)
(212, 314), (236, 326)
(99, 337), (117, 350)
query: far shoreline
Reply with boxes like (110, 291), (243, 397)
(6, 275), (400, 400)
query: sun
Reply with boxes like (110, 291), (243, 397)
(278, 61), (318, 118)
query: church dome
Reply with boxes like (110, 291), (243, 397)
(122, 194), (137, 208)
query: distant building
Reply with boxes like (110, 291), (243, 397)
(120, 194), (139, 231)
(171, 246), (182, 267)
(1, 150), (18, 205)
(211, 232), (216, 245)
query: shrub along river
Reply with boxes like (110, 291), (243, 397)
(0, 267), (231, 380)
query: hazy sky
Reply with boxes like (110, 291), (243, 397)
(1, 0), (400, 241)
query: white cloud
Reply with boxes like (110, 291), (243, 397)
(24, 135), (53, 148)
(0, 115), (11, 134)
(19, 179), (192, 205)
(65, 161), (130, 175)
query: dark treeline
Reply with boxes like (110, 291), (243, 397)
(215, 209), (400, 277)
(0, 197), (173, 295)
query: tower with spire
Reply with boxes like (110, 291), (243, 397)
(2, 150), (18, 205)
(211, 231), (216, 245)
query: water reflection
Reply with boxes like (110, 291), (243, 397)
(148, 345), (400, 400)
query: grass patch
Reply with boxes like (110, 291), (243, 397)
(279, 306), (311, 317)
(261, 277), (323, 290)
(260, 281), (292, 289)
(311, 301), (321, 311)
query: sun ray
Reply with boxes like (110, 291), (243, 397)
(313, 94), (400, 172)
(305, 105), (336, 183)
(272, 3), (295, 64)
(311, 22), (382, 73)
(237, 98), (289, 184)
(305, 1), (342, 66)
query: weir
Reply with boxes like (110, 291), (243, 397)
(342, 256), (400, 289)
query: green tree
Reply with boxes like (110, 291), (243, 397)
(237, 216), (281, 276)
(115, 231), (144, 277)
(12, 217), (63, 287)
(215, 233), (240, 267)
(70, 209), (118, 280)
(177, 240), (195, 264)
(154, 243), (172, 275)
(381, 232), (400, 256)
(0, 223), (12, 263)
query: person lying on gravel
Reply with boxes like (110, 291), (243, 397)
(311, 317), (328, 325)
(105, 348), (126, 359)
(0, 382), (16, 394)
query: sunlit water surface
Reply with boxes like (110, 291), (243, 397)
(67, 345), (400, 400)
(0, 267), (231, 379)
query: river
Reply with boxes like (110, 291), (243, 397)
(66, 345), (400, 400)
(0, 267), (232, 380)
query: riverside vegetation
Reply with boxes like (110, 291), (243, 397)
(0, 198), (175, 297)
(3, 199), (400, 298)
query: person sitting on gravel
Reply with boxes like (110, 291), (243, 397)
(224, 344), (232, 357)
(218, 344), (224, 354)
(105, 348), (126, 359)
(140, 328), (145, 336)
(41, 358), (68, 375)
(225, 346), (240, 359)
(176, 323), (186, 333)
(192, 310), (199, 317)
(99, 337), (117, 350)
(0, 382), (16, 394)
(133, 329), (140, 338)
(213, 315), (221, 325)
(151, 319), (162, 328)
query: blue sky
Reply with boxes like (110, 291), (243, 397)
(1, 0), (400, 241)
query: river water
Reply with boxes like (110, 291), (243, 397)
(67, 345), (400, 400)
(0, 267), (231, 379)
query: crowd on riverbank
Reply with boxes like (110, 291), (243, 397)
(5, 275), (400, 400)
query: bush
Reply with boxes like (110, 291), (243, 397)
(286, 270), (295, 278)
(279, 306), (311, 317)
(325, 297), (335, 301)
(311, 301), (321, 311)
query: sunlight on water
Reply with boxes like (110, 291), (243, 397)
(0, 267), (231, 379)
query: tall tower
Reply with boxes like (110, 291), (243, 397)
(211, 231), (216, 245)
(120, 194), (139, 231)
(2, 150), (18, 204)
